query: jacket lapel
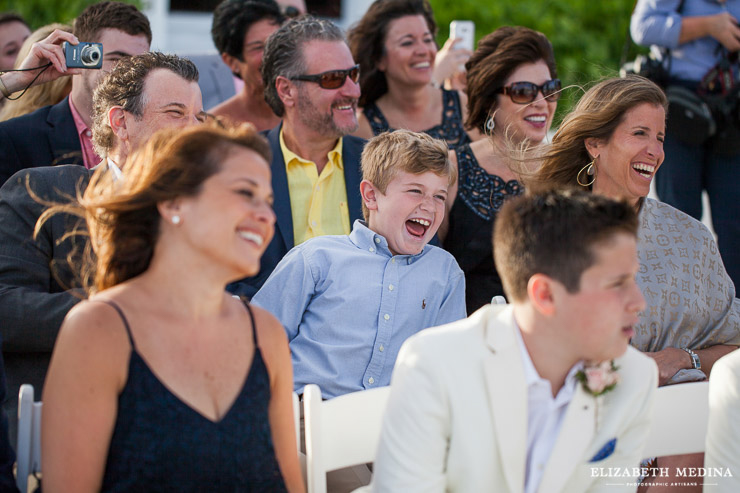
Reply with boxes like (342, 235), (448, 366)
(537, 385), (595, 493)
(341, 136), (364, 223)
(266, 123), (294, 252)
(47, 98), (83, 165)
(483, 306), (527, 493)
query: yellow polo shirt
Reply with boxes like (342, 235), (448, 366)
(280, 130), (351, 245)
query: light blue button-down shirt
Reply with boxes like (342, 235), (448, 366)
(252, 220), (466, 399)
(631, 0), (740, 82)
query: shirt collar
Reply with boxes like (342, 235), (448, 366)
(514, 322), (583, 400)
(279, 128), (344, 170)
(348, 219), (429, 264)
(68, 97), (90, 138)
(106, 158), (123, 181)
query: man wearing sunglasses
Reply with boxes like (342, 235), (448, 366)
(229, 16), (366, 299)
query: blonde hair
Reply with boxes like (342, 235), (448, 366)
(360, 129), (455, 220)
(0, 23), (73, 122)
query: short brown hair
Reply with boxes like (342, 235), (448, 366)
(494, 189), (638, 302)
(360, 129), (455, 220)
(74, 1), (152, 44)
(80, 123), (270, 292)
(465, 26), (556, 134)
(91, 52), (199, 157)
(348, 0), (437, 107)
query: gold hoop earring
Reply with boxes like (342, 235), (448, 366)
(577, 158), (597, 187)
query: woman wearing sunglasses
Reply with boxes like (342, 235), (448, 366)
(438, 26), (560, 313)
(348, 0), (470, 149)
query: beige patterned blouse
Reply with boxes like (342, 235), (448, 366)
(632, 198), (740, 360)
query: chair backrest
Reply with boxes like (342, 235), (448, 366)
(292, 391), (300, 453)
(16, 384), (42, 493)
(642, 381), (709, 458)
(303, 384), (390, 493)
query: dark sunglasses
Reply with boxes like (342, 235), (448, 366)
(497, 79), (562, 104)
(290, 65), (360, 89)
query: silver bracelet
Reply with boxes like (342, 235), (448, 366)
(681, 347), (701, 370)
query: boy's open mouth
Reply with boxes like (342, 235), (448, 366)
(405, 218), (430, 238)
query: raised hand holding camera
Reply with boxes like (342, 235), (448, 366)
(0, 28), (83, 98)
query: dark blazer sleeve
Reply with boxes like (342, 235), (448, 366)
(0, 123), (27, 187)
(0, 343), (18, 493)
(0, 167), (88, 353)
(0, 98), (82, 186)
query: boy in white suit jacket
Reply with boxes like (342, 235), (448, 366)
(372, 189), (659, 493)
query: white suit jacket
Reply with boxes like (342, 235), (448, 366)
(372, 305), (658, 493)
(704, 350), (740, 493)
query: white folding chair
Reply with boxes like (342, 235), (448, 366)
(303, 384), (390, 493)
(642, 381), (709, 458)
(16, 384), (42, 493)
(292, 391), (300, 452)
(491, 295), (507, 305)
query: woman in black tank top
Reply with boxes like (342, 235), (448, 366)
(41, 125), (304, 492)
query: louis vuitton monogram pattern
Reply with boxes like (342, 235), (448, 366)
(631, 199), (740, 353)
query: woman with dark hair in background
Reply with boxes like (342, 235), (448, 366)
(348, 0), (470, 148)
(0, 12), (30, 72)
(440, 26), (560, 313)
(41, 124), (304, 492)
(210, 0), (284, 131)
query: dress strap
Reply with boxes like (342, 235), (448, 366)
(362, 103), (390, 136)
(239, 298), (259, 346)
(97, 299), (136, 349)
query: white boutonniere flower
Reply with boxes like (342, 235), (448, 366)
(576, 360), (620, 397)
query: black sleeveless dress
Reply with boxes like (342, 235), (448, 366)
(362, 89), (471, 149)
(443, 144), (523, 313)
(100, 299), (287, 492)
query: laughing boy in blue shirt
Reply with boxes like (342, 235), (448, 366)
(253, 130), (466, 398)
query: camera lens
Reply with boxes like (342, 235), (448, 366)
(80, 44), (101, 67)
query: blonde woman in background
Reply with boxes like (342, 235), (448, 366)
(0, 23), (72, 122)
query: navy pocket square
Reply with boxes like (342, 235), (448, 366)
(589, 438), (617, 462)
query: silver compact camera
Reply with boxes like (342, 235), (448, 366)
(63, 42), (103, 69)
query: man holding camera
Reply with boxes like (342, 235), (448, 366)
(631, 0), (740, 289)
(0, 1), (151, 185)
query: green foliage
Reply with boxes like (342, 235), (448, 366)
(0, 0), (144, 31)
(430, 0), (648, 124)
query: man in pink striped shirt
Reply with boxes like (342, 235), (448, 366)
(0, 1), (151, 184)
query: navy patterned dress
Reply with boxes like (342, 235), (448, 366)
(443, 144), (523, 313)
(362, 89), (471, 149)
(100, 299), (287, 493)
